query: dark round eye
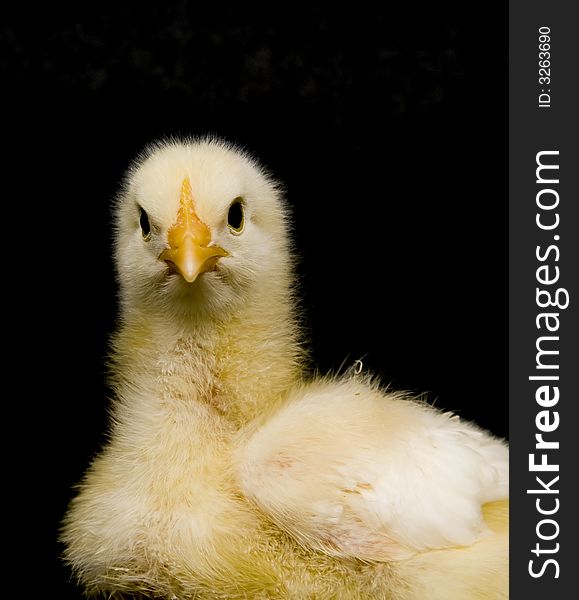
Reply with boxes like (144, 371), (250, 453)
(139, 207), (151, 239)
(227, 198), (244, 233)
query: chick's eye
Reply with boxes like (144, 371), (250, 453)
(227, 199), (244, 233)
(139, 207), (151, 239)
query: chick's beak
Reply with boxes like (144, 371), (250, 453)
(159, 178), (228, 283)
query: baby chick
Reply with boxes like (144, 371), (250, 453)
(62, 138), (508, 599)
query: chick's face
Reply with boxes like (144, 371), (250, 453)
(115, 140), (288, 318)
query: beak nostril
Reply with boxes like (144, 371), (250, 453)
(167, 178), (212, 248)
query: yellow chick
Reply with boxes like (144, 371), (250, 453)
(62, 138), (508, 599)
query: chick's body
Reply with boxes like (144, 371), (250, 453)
(62, 139), (508, 599)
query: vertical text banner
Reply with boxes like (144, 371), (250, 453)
(510, 1), (578, 597)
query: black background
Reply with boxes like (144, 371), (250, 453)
(3, 3), (506, 597)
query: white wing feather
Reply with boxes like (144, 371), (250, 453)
(236, 378), (508, 561)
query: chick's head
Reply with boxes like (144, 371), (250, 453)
(115, 138), (289, 319)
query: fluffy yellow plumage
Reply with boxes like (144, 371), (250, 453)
(62, 138), (508, 599)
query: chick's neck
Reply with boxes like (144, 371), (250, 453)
(110, 286), (303, 428)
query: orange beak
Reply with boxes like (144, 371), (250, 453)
(159, 177), (228, 283)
